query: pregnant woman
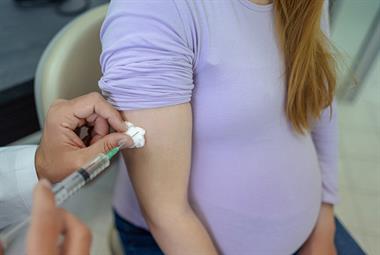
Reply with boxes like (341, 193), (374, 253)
(99, 0), (338, 254)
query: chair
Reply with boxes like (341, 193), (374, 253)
(34, 4), (124, 255)
(35, 4), (104, 126)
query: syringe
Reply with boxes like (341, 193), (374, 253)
(53, 146), (120, 205)
(0, 146), (121, 250)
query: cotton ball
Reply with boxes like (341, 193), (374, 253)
(125, 122), (146, 148)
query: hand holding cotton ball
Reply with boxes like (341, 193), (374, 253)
(125, 122), (146, 148)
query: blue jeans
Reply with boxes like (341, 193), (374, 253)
(114, 211), (365, 255)
(114, 211), (164, 255)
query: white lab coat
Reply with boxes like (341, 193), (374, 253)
(0, 145), (38, 230)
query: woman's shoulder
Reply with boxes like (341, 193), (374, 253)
(104, 0), (209, 50)
(106, 0), (208, 24)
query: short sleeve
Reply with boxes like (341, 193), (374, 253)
(98, 0), (195, 110)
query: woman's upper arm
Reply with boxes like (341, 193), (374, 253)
(121, 103), (192, 217)
(97, 3), (218, 252)
(98, 0), (196, 215)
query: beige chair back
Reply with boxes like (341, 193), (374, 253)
(34, 5), (125, 255)
(35, 4), (108, 126)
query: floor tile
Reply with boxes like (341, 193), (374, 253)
(336, 51), (379, 254)
(338, 161), (350, 190)
(343, 159), (380, 195)
(354, 194), (380, 236)
(359, 234), (380, 255)
(336, 187), (360, 231)
(340, 131), (380, 161)
(338, 102), (377, 135)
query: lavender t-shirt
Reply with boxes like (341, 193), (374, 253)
(99, 0), (338, 254)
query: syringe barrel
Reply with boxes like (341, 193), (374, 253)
(53, 154), (110, 205)
(82, 153), (110, 179)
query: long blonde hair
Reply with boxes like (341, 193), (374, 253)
(274, 0), (337, 133)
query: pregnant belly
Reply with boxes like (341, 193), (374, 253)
(189, 135), (322, 254)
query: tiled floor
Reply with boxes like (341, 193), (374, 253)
(335, 55), (380, 255)
(332, 1), (380, 254)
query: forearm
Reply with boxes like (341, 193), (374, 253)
(146, 206), (218, 255)
(121, 104), (217, 254)
(299, 203), (336, 255)
(319, 203), (335, 232)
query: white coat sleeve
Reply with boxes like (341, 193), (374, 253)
(0, 145), (38, 230)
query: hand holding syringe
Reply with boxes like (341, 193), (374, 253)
(0, 122), (145, 251)
(54, 122), (145, 205)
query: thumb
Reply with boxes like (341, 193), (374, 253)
(28, 180), (62, 255)
(82, 132), (133, 159)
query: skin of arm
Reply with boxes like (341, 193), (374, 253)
(121, 103), (218, 255)
(299, 203), (337, 255)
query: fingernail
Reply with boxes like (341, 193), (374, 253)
(40, 179), (52, 189)
(118, 136), (134, 149)
(125, 121), (134, 129)
(123, 121), (130, 130)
